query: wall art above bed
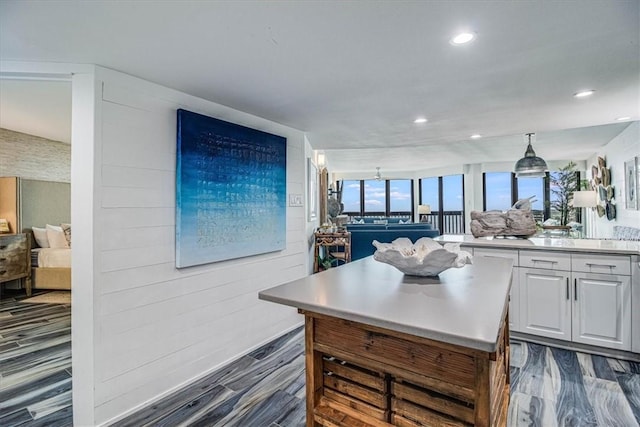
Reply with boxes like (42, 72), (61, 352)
(176, 109), (287, 268)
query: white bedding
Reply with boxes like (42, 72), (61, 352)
(34, 248), (72, 268)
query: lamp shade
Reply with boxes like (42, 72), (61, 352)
(418, 205), (431, 214)
(572, 190), (597, 208)
(514, 133), (548, 178)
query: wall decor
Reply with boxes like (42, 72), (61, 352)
(625, 158), (637, 210)
(307, 158), (318, 221)
(176, 109), (287, 268)
(637, 156), (640, 210)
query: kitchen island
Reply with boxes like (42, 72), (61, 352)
(259, 256), (514, 427)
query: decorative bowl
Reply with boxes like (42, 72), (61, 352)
(372, 237), (472, 277)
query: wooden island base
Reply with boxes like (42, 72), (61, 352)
(303, 310), (510, 427)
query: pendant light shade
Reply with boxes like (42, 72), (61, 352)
(514, 133), (548, 178)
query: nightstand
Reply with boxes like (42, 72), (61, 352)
(0, 234), (31, 298)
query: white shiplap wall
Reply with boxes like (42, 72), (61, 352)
(92, 68), (307, 425)
(588, 121), (640, 238)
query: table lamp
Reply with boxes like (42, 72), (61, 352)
(418, 205), (431, 223)
(572, 191), (597, 237)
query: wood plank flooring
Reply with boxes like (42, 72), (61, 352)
(0, 292), (72, 427)
(1, 292), (639, 426)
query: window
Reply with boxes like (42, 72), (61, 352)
(442, 175), (463, 212)
(420, 177), (439, 212)
(389, 179), (412, 213)
(340, 179), (414, 217)
(482, 171), (579, 223)
(517, 176), (544, 221)
(363, 180), (386, 214)
(341, 180), (362, 214)
(483, 172), (513, 211)
(419, 174), (465, 233)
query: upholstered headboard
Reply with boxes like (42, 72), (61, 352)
(19, 179), (70, 246)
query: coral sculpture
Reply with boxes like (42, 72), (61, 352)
(373, 237), (472, 277)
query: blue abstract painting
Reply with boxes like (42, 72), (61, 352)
(176, 109), (287, 268)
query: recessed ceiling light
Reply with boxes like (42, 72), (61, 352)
(451, 32), (475, 45)
(574, 90), (595, 98)
(470, 134), (482, 139)
(616, 116), (631, 121)
(414, 117), (428, 124)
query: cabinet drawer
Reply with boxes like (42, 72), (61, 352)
(0, 262), (28, 279)
(571, 254), (631, 276)
(520, 250), (571, 271)
(473, 248), (519, 267)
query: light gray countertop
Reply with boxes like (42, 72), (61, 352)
(259, 256), (513, 353)
(434, 234), (640, 255)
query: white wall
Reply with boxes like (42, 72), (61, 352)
(67, 65), (309, 425)
(587, 121), (640, 238)
(0, 127), (71, 182)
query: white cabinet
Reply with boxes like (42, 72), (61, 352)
(455, 240), (637, 353)
(473, 248), (521, 332)
(518, 252), (633, 351)
(519, 267), (572, 341)
(572, 273), (631, 351)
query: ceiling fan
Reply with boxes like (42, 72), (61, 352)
(374, 167), (383, 181)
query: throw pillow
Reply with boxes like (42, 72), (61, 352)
(61, 223), (71, 247)
(32, 227), (50, 248)
(46, 224), (69, 249)
(373, 219), (388, 225)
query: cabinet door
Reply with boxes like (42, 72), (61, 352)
(519, 268), (571, 341)
(572, 273), (631, 351)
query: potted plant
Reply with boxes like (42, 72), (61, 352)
(317, 253), (335, 271)
(549, 161), (578, 227)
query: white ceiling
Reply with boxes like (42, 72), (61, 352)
(0, 1), (638, 174)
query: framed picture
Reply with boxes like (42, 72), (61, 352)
(308, 158), (318, 221)
(625, 158), (637, 210)
(637, 156), (640, 210)
(176, 109), (287, 268)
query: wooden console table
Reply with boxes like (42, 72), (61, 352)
(260, 256), (513, 426)
(313, 231), (351, 273)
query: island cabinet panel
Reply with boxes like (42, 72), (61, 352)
(303, 311), (509, 427)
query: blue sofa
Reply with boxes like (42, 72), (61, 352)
(346, 223), (441, 261)
(350, 216), (411, 224)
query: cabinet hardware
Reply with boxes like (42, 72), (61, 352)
(0, 270), (6, 275)
(566, 278), (569, 300)
(0, 258), (5, 262)
(585, 263), (616, 269)
(574, 278), (577, 301)
(531, 259), (557, 264)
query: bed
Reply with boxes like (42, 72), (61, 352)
(0, 177), (71, 296)
(29, 246), (71, 295)
(25, 223), (71, 295)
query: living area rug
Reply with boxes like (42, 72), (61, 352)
(22, 291), (71, 305)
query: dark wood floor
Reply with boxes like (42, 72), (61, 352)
(0, 291), (72, 427)
(1, 291), (639, 426)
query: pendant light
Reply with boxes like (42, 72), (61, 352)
(514, 133), (548, 178)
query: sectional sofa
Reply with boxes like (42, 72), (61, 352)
(346, 223), (441, 261)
